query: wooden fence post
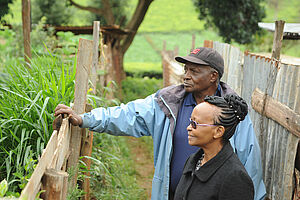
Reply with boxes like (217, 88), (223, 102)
(91, 21), (100, 93)
(79, 21), (100, 200)
(174, 46), (179, 57)
(203, 40), (213, 48)
(22, 0), (31, 66)
(191, 34), (195, 50)
(271, 20), (285, 60)
(67, 38), (93, 189)
(41, 169), (68, 200)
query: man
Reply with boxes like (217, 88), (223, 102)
(55, 47), (266, 200)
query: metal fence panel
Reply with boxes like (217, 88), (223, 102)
(163, 41), (299, 199)
(212, 42), (299, 200)
(267, 63), (299, 200)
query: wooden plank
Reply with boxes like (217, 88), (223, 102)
(20, 131), (58, 200)
(67, 38), (93, 188)
(251, 88), (300, 137)
(50, 118), (71, 170)
(271, 20), (285, 60)
(22, 0), (31, 65)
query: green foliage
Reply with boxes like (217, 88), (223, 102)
(124, 31), (222, 63)
(32, 0), (73, 25)
(131, 0), (204, 32)
(125, 62), (162, 79)
(89, 134), (147, 200)
(0, 0), (13, 23)
(192, 0), (266, 44)
(0, 54), (76, 193)
(122, 77), (163, 103)
(0, 179), (8, 197)
(0, 18), (57, 66)
(264, 0), (300, 22)
(87, 0), (129, 26)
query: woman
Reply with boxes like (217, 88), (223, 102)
(174, 94), (254, 200)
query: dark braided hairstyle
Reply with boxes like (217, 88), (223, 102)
(204, 94), (248, 141)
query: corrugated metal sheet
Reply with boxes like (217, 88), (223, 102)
(213, 41), (243, 96)
(212, 42), (299, 199)
(163, 44), (299, 199)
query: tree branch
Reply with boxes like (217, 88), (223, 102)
(101, 0), (115, 24)
(68, 0), (102, 15)
(121, 0), (153, 54)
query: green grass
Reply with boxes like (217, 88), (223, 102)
(90, 134), (147, 200)
(122, 77), (163, 103)
(124, 30), (223, 63)
(134, 0), (205, 32)
(263, 0), (300, 22)
(0, 54), (76, 194)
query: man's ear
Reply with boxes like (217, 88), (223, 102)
(213, 126), (225, 139)
(210, 71), (218, 83)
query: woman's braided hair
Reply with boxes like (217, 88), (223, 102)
(204, 94), (248, 141)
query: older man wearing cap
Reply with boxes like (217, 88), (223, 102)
(55, 47), (266, 200)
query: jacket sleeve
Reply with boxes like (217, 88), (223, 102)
(229, 114), (266, 200)
(80, 94), (157, 137)
(219, 169), (254, 200)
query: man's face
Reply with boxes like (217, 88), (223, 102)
(183, 62), (216, 94)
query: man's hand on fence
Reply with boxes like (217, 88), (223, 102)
(54, 104), (83, 126)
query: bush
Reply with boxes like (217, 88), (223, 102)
(124, 62), (162, 79)
(32, 0), (73, 25)
(89, 134), (147, 200)
(122, 77), (163, 103)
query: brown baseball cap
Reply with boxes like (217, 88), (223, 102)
(175, 47), (224, 78)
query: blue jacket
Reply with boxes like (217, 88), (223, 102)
(81, 83), (266, 200)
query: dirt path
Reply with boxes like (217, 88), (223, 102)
(126, 137), (154, 200)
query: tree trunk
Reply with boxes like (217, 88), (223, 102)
(102, 36), (125, 97)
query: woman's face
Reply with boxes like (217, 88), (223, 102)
(187, 102), (219, 147)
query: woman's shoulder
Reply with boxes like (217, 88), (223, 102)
(222, 153), (253, 184)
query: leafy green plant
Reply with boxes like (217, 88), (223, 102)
(0, 52), (76, 193)
(32, 0), (73, 25)
(89, 134), (147, 200)
(0, 179), (8, 197)
(122, 77), (163, 103)
(192, 0), (266, 44)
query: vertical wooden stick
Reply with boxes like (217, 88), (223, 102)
(81, 104), (94, 200)
(174, 46), (179, 57)
(271, 20), (285, 60)
(191, 34), (195, 50)
(22, 0), (31, 66)
(163, 40), (166, 52)
(67, 38), (93, 189)
(91, 21), (100, 93)
(203, 40), (213, 48)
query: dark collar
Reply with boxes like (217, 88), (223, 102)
(183, 142), (234, 182)
(184, 92), (197, 106)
